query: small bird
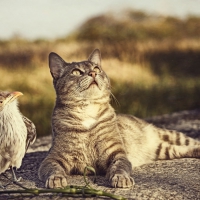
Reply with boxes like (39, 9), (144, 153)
(0, 91), (36, 183)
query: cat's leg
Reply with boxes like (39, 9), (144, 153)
(157, 128), (200, 146)
(156, 129), (200, 160)
(106, 154), (134, 188)
(155, 142), (200, 160)
(38, 157), (70, 188)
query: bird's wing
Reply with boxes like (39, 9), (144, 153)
(22, 115), (37, 152)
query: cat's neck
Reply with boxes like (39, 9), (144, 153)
(65, 99), (110, 116)
(55, 99), (114, 129)
(56, 96), (110, 110)
(78, 103), (101, 129)
(80, 102), (114, 129)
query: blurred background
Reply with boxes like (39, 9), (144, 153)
(1, 0), (200, 137)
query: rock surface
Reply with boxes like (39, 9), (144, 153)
(0, 109), (200, 199)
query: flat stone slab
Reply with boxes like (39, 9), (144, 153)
(0, 109), (200, 199)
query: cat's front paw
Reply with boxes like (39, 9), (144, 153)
(45, 174), (68, 188)
(110, 173), (135, 188)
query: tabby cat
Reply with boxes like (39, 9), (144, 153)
(38, 49), (200, 188)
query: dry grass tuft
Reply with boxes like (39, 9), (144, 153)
(102, 59), (158, 86)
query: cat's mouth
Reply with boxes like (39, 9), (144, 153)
(89, 81), (99, 88)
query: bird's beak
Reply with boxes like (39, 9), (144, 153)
(3, 91), (23, 106)
(8, 91), (23, 103)
(11, 91), (23, 98)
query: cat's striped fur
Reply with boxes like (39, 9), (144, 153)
(38, 49), (200, 188)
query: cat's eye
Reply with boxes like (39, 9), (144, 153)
(71, 69), (82, 76)
(93, 66), (100, 73)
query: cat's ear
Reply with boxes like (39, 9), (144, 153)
(49, 52), (65, 79)
(88, 49), (101, 66)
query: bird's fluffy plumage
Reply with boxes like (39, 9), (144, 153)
(0, 92), (36, 174)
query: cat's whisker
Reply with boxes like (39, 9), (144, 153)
(108, 85), (120, 107)
(110, 91), (120, 107)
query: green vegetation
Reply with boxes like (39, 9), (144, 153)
(0, 10), (200, 136)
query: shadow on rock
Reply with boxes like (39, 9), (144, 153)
(18, 151), (48, 188)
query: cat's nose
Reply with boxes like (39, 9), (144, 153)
(88, 71), (96, 78)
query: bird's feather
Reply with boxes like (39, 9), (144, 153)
(22, 115), (37, 152)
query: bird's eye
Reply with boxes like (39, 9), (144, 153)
(72, 69), (82, 76)
(0, 100), (3, 104)
(93, 66), (100, 73)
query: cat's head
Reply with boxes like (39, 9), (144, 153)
(49, 49), (111, 104)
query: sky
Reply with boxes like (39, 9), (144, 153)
(1, 0), (200, 40)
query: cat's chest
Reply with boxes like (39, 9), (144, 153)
(80, 104), (100, 129)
